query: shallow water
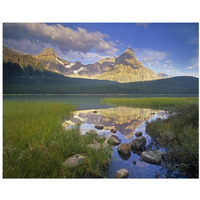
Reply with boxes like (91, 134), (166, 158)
(64, 106), (182, 178)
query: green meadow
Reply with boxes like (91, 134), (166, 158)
(3, 101), (111, 178)
(101, 97), (198, 109)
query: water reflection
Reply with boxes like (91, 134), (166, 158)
(65, 106), (165, 139)
(63, 106), (176, 178)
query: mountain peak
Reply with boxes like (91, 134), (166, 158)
(124, 48), (134, 54)
(38, 48), (56, 56)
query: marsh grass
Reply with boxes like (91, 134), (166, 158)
(101, 97), (198, 109)
(3, 101), (111, 178)
(146, 104), (199, 178)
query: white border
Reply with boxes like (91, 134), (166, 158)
(1, 1), (200, 200)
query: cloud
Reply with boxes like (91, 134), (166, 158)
(136, 23), (149, 29)
(187, 57), (199, 69)
(165, 59), (172, 63)
(135, 49), (168, 63)
(61, 50), (107, 64)
(3, 23), (118, 56)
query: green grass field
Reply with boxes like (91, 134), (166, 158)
(3, 101), (111, 178)
(101, 97), (198, 108)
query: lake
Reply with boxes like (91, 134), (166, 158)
(4, 94), (191, 178)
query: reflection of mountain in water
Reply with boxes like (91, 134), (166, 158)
(70, 107), (162, 139)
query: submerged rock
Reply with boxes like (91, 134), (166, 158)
(135, 131), (142, 137)
(115, 168), (129, 178)
(95, 125), (104, 130)
(108, 135), (121, 146)
(141, 150), (164, 165)
(63, 154), (85, 168)
(117, 143), (131, 155)
(129, 136), (146, 150)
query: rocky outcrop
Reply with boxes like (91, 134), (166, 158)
(141, 150), (164, 165)
(129, 136), (146, 150)
(63, 154), (85, 168)
(115, 168), (129, 178)
(108, 135), (121, 146)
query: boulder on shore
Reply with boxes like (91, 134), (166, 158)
(115, 168), (129, 178)
(63, 154), (85, 168)
(87, 141), (101, 150)
(141, 150), (164, 165)
(129, 136), (146, 150)
(108, 135), (121, 146)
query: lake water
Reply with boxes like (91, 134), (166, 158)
(3, 94), (197, 110)
(4, 94), (188, 178)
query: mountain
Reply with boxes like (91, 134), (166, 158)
(3, 46), (198, 94)
(35, 47), (160, 83)
(95, 48), (160, 82)
(3, 46), (44, 73)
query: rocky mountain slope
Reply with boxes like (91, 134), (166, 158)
(35, 47), (160, 83)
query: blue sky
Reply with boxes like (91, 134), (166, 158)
(3, 23), (199, 77)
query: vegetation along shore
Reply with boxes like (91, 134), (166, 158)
(102, 97), (199, 178)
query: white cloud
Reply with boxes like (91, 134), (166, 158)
(165, 59), (172, 63)
(3, 23), (118, 56)
(135, 49), (168, 63)
(62, 50), (108, 64)
(187, 57), (199, 69)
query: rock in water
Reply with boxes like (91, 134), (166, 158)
(95, 125), (104, 130)
(133, 160), (136, 165)
(135, 131), (142, 137)
(141, 150), (164, 164)
(63, 154), (85, 168)
(117, 143), (131, 155)
(129, 136), (146, 150)
(108, 135), (121, 146)
(115, 168), (129, 178)
(110, 128), (117, 133)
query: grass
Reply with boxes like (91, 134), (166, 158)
(3, 101), (111, 178)
(146, 104), (199, 178)
(101, 97), (198, 109)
